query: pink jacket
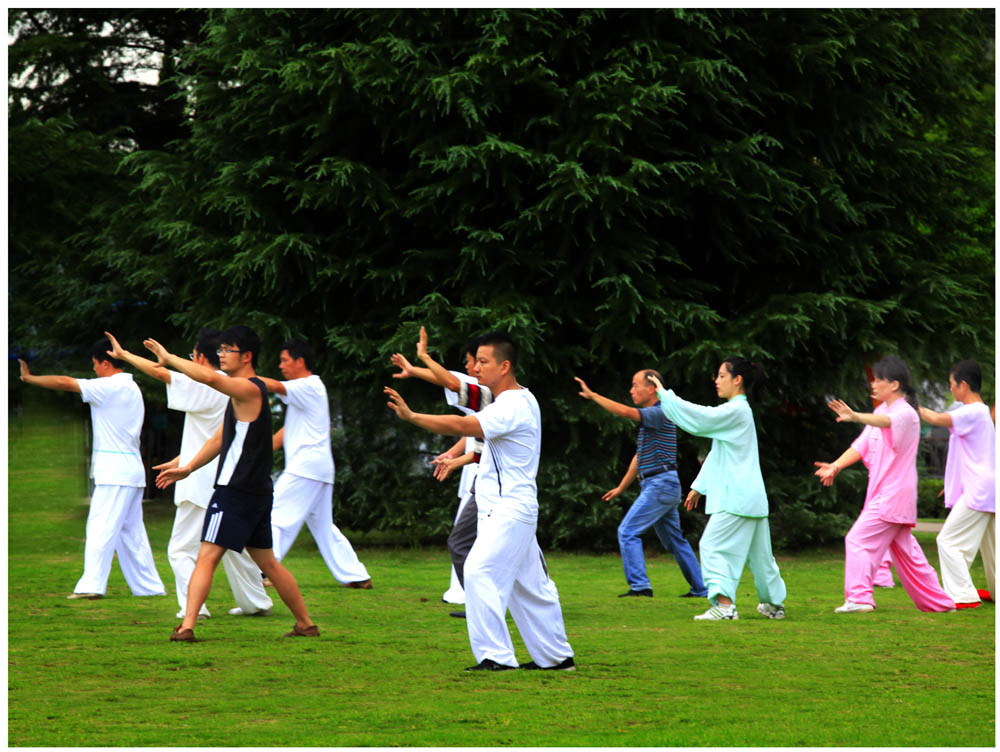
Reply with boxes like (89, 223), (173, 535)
(851, 397), (919, 525)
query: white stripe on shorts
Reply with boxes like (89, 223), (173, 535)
(205, 510), (223, 543)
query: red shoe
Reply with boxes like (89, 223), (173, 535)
(977, 589), (993, 602)
(955, 602), (981, 609)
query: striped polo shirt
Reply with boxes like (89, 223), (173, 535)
(636, 402), (678, 478)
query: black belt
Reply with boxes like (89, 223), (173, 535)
(639, 463), (677, 480)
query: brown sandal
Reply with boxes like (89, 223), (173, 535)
(170, 624), (197, 642)
(284, 623), (320, 637)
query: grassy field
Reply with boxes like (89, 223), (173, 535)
(8, 397), (995, 747)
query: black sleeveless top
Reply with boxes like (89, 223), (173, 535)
(214, 377), (273, 496)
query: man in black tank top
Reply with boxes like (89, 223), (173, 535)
(144, 326), (319, 642)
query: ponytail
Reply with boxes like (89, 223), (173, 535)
(722, 356), (767, 401)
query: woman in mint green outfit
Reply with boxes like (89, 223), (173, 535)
(649, 357), (786, 620)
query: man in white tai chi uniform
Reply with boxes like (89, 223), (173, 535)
(386, 332), (575, 671)
(259, 338), (372, 589)
(19, 338), (166, 600)
(106, 330), (274, 618)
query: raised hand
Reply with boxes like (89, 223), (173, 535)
(384, 386), (414, 421)
(391, 352), (415, 379)
(143, 338), (170, 366)
(18, 358), (31, 381)
(573, 376), (594, 400)
(827, 399), (857, 423)
(104, 331), (127, 361)
(416, 325), (429, 360)
(647, 373), (664, 391)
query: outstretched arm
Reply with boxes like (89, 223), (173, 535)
(415, 326), (463, 393)
(18, 360), (80, 393)
(431, 452), (476, 482)
(143, 338), (259, 403)
(390, 352), (442, 386)
(154, 425), (224, 489)
(813, 447), (863, 487)
(258, 376), (287, 396)
(918, 406), (953, 428)
(827, 399), (891, 428)
(105, 331), (171, 384)
(384, 386), (483, 438)
(574, 377), (640, 421)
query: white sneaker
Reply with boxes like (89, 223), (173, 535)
(228, 607), (272, 616)
(694, 604), (738, 620)
(834, 600), (875, 613)
(757, 602), (785, 619)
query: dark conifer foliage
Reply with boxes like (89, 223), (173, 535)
(10, 9), (994, 547)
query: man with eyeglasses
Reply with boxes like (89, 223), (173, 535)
(104, 330), (274, 621)
(143, 325), (319, 641)
(18, 337), (166, 601)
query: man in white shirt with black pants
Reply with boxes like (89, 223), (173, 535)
(19, 338), (166, 600)
(259, 338), (372, 588)
(386, 332), (575, 671)
(105, 330), (274, 619)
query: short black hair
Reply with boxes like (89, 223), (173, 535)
(477, 331), (518, 371)
(91, 338), (125, 369)
(281, 338), (314, 371)
(950, 359), (982, 394)
(220, 325), (261, 368)
(463, 336), (482, 361)
(196, 328), (223, 369)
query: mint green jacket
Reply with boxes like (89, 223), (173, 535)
(656, 390), (769, 518)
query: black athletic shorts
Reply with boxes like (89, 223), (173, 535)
(201, 485), (273, 552)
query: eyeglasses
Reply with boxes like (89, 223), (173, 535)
(188, 352), (197, 361)
(217, 347), (243, 356)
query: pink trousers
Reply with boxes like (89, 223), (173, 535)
(844, 505), (954, 612)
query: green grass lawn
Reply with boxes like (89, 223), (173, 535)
(8, 397), (995, 747)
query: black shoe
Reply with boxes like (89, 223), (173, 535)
(449, 611), (467, 619)
(618, 588), (653, 598)
(519, 656), (576, 671)
(465, 659), (517, 672)
(679, 591), (705, 598)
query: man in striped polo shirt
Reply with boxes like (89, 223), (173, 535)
(575, 370), (707, 599)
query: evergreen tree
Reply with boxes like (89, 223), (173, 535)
(17, 9), (994, 547)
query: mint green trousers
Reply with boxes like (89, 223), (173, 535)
(700, 511), (786, 606)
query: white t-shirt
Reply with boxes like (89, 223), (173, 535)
(445, 371), (480, 498)
(78, 372), (145, 487)
(475, 387), (541, 524)
(166, 371), (229, 508)
(945, 401), (995, 513)
(278, 373), (334, 484)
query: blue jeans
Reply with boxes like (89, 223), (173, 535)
(617, 471), (707, 595)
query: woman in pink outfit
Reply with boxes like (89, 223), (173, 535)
(814, 356), (955, 614)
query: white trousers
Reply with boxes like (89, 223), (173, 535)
(442, 491), (473, 604)
(168, 500), (273, 616)
(271, 472), (370, 583)
(936, 497), (996, 604)
(74, 485), (166, 596)
(463, 513), (574, 668)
